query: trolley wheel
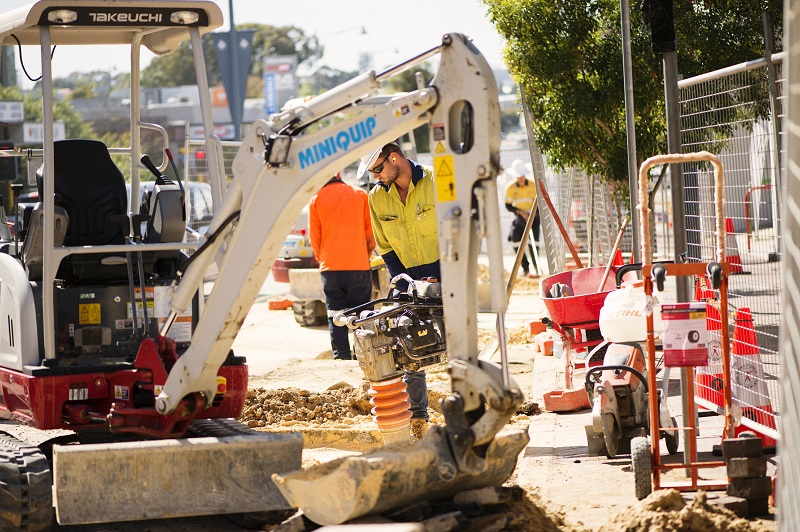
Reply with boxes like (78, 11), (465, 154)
(631, 436), (652, 500)
(602, 413), (620, 458)
(664, 417), (680, 455)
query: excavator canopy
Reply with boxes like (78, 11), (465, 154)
(0, 1), (223, 54)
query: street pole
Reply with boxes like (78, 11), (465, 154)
(663, 48), (694, 472)
(228, 0), (242, 141)
(620, 0), (640, 263)
(663, 52), (688, 301)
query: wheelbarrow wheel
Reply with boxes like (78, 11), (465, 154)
(631, 436), (652, 500)
(664, 417), (680, 455)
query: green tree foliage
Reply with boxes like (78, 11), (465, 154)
(483, 0), (782, 188)
(140, 37), (217, 88)
(141, 24), (321, 98)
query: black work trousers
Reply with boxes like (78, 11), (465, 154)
(321, 269), (372, 360)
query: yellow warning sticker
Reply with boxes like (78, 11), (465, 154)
(434, 155), (456, 202)
(434, 142), (446, 154)
(79, 303), (101, 325)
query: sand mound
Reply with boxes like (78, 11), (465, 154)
(607, 489), (760, 531)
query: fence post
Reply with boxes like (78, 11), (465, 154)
(763, 11), (783, 260)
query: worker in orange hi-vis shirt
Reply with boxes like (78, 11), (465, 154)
(308, 174), (376, 360)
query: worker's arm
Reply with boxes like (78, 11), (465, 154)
(380, 250), (408, 280)
(308, 198), (322, 261)
(362, 190), (376, 255)
(504, 186), (525, 216)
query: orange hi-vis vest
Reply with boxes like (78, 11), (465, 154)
(309, 180), (375, 271)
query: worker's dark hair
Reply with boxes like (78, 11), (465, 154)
(382, 142), (404, 158)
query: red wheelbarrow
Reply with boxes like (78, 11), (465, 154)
(540, 265), (637, 411)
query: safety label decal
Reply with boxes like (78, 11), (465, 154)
(79, 303), (101, 325)
(114, 385), (129, 401)
(434, 155), (456, 202)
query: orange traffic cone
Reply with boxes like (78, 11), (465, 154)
(612, 249), (624, 267)
(731, 307), (777, 449)
(725, 217), (746, 274)
(696, 297), (724, 408)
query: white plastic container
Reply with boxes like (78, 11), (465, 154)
(599, 281), (662, 343)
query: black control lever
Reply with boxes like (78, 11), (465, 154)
(140, 154), (172, 185)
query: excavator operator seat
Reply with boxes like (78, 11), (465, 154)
(43, 139), (128, 247)
(35, 139), (131, 283)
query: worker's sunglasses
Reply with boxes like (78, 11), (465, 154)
(370, 154), (390, 175)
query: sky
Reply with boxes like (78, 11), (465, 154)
(5, 0), (509, 88)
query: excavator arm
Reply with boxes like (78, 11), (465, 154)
(156, 32), (527, 524)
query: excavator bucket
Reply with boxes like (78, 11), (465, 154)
(273, 425), (529, 526)
(52, 425), (303, 525)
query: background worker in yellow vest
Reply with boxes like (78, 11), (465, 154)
(358, 142), (436, 440)
(504, 159), (540, 278)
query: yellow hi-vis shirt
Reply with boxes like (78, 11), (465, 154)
(368, 165), (439, 269)
(505, 178), (537, 213)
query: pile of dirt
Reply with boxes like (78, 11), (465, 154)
(240, 384), (540, 430)
(478, 324), (535, 348)
(606, 489), (763, 531)
(476, 264), (540, 292)
(239, 385), (372, 428)
(513, 275), (541, 292)
(504, 486), (587, 532)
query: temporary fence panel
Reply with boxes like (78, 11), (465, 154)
(678, 53), (785, 443)
(536, 164), (628, 273)
(520, 92), (628, 276)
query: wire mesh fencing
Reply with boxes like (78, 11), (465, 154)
(679, 53), (785, 444)
(528, 144), (630, 276)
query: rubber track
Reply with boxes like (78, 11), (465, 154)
(187, 418), (261, 438)
(0, 432), (53, 532)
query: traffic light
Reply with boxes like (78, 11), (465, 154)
(641, 0), (676, 54)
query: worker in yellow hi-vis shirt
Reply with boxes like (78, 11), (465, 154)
(504, 159), (540, 278)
